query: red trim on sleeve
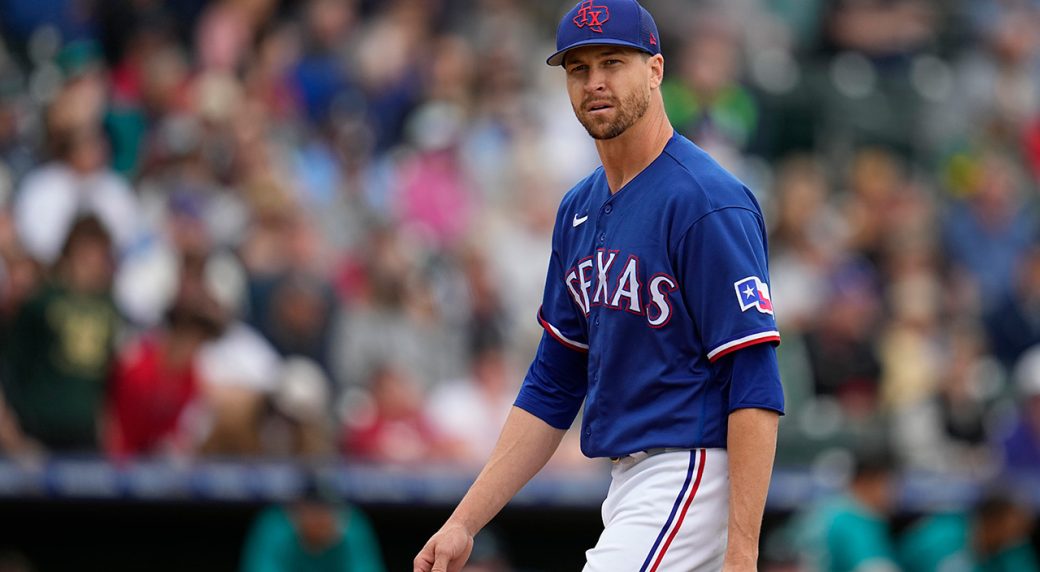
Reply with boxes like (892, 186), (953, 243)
(708, 334), (780, 363)
(537, 309), (589, 353)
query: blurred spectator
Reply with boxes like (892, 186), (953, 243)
(985, 245), (1040, 370)
(426, 341), (516, 465)
(789, 452), (900, 572)
(892, 324), (999, 472)
(803, 261), (883, 417)
(331, 225), (461, 391)
(341, 363), (455, 464)
(951, 0), (1040, 148)
(240, 474), (386, 572)
(458, 245), (510, 356)
(1, 216), (118, 452)
(841, 148), (907, 266)
(13, 122), (140, 267)
(394, 101), (477, 249)
(662, 17), (758, 157)
(188, 251), (284, 457)
(105, 282), (224, 460)
(113, 186), (220, 327)
(257, 357), (336, 459)
(353, 0), (427, 152)
(289, 0), (358, 125)
(995, 346), (1040, 472)
(898, 490), (1039, 572)
(943, 151), (1036, 312)
(768, 155), (844, 333)
(239, 182), (325, 278)
(250, 272), (337, 374)
(824, 0), (935, 57)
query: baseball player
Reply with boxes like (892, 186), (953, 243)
(414, 1), (783, 570)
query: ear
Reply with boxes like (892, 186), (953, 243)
(648, 54), (664, 89)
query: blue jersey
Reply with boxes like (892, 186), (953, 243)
(514, 133), (783, 458)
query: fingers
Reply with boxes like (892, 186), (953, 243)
(432, 542), (452, 572)
(416, 526), (472, 572)
(413, 544), (435, 572)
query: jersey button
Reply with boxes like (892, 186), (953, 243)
(584, 427), (591, 436)
(594, 317), (601, 326)
(598, 232), (606, 244)
(604, 204), (613, 214)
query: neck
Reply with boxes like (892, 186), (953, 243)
(595, 99), (673, 194)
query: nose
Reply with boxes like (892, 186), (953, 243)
(584, 67), (607, 93)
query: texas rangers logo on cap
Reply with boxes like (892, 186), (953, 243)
(573, 0), (610, 33)
(547, 0), (660, 66)
(734, 276), (773, 315)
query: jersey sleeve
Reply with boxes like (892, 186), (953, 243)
(720, 341), (784, 414)
(679, 207), (780, 362)
(514, 331), (589, 429)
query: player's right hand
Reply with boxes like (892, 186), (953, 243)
(413, 521), (475, 572)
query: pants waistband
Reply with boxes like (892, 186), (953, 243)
(609, 447), (694, 463)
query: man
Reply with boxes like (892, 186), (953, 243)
(415, 1), (783, 570)
(790, 453), (898, 572)
(241, 473), (386, 572)
(899, 490), (1039, 572)
(2, 215), (120, 452)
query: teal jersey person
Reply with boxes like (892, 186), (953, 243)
(241, 502), (385, 572)
(793, 495), (899, 572)
(790, 454), (899, 572)
(899, 493), (1039, 572)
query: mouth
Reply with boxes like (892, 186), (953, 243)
(585, 102), (614, 115)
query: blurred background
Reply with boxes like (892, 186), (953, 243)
(0, 0), (1038, 570)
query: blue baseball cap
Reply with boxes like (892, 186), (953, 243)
(547, 0), (661, 67)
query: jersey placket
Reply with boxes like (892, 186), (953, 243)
(585, 194), (619, 441)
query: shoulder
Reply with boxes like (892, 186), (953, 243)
(656, 134), (762, 222)
(251, 505), (294, 536)
(557, 168), (604, 215)
(16, 164), (72, 202)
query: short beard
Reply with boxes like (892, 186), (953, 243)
(576, 88), (651, 140)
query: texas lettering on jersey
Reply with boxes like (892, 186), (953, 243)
(564, 249), (679, 328)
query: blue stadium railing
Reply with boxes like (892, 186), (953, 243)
(0, 457), (1037, 511)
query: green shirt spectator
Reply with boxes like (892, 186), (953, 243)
(3, 284), (118, 450)
(2, 216), (119, 452)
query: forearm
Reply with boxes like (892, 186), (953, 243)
(725, 407), (779, 567)
(445, 406), (567, 535)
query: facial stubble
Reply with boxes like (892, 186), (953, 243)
(577, 85), (651, 140)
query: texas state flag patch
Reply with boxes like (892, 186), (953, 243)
(734, 276), (773, 315)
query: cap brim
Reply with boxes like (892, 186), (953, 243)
(546, 38), (654, 66)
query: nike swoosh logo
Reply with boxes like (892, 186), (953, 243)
(572, 214), (589, 227)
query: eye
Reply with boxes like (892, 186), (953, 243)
(567, 64), (589, 74)
(604, 59), (621, 66)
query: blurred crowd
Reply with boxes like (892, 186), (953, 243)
(0, 0), (1035, 485)
(0, 0), (1037, 570)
